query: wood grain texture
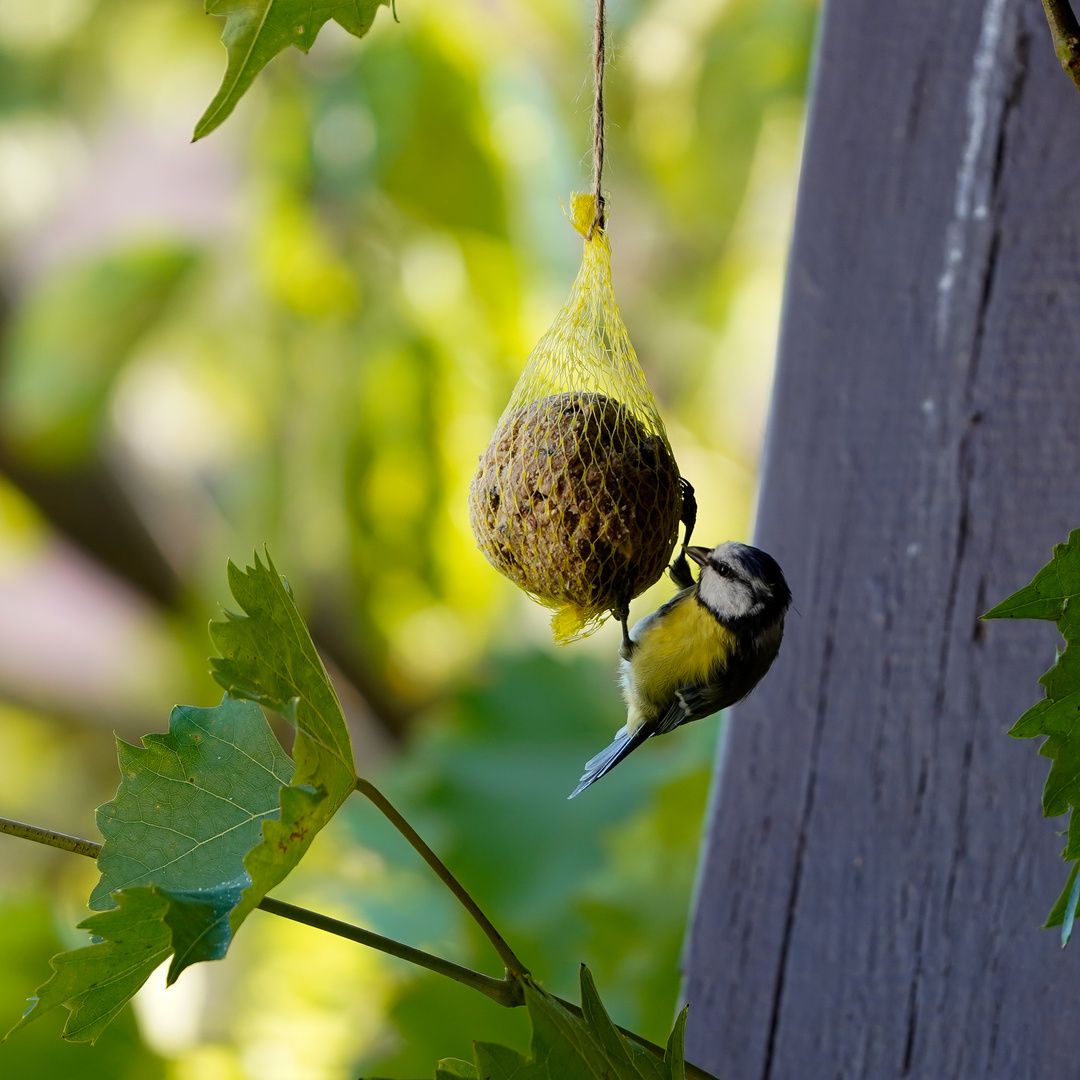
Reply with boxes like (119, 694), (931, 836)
(682, 1), (1080, 1076)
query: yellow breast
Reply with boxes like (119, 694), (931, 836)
(623, 598), (737, 733)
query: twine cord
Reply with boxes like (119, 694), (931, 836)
(589, 0), (606, 238)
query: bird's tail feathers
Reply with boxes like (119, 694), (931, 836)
(568, 725), (650, 799)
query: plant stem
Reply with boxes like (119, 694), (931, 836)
(1043, 0), (1080, 89)
(354, 777), (530, 976)
(0, 815), (103, 859)
(257, 897), (522, 1007)
(0, 814), (717, 1079)
(0, 813), (522, 1007)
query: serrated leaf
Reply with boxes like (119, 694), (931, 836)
(14, 557), (360, 1042)
(522, 983), (606, 1079)
(90, 696), (294, 910)
(7, 881), (251, 1043)
(578, 965), (643, 1078)
(400, 969), (699, 1080)
(987, 529), (1080, 936)
(209, 551), (357, 931)
(11, 696), (298, 1041)
(195, 0), (389, 140)
(454, 970), (689, 1080)
(983, 530), (1080, 627)
(8, 888), (172, 1044)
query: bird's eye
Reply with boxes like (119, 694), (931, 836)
(715, 562), (730, 577)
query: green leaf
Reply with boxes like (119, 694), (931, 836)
(13, 556), (360, 1042)
(209, 551), (357, 931)
(577, 965), (643, 1078)
(0, 894), (165, 1076)
(1045, 861), (1080, 935)
(987, 529), (1080, 937)
(371, 968), (697, 1080)
(8, 888), (172, 1044)
(983, 529), (1080, 626)
(160, 879), (247, 983)
(472, 1041), (538, 1078)
(90, 697), (294, 910)
(7, 882), (252, 1043)
(195, 0), (390, 140)
(10, 695), (299, 1041)
(465, 969), (689, 1080)
(0, 244), (197, 467)
(664, 1007), (687, 1080)
(436, 1061), (480, 1080)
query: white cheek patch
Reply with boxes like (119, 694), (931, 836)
(699, 575), (754, 620)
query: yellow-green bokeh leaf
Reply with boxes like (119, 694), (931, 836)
(0, 244), (198, 467)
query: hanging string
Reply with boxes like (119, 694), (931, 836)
(588, 0), (606, 238)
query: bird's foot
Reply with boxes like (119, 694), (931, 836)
(616, 605), (634, 660)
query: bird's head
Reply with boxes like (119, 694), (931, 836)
(685, 542), (791, 631)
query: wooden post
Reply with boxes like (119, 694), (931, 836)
(682, 0), (1080, 1076)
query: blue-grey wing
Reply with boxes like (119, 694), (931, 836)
(654, 678), (740, 736)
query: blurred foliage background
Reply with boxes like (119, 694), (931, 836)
(0, 0), (817, 1076)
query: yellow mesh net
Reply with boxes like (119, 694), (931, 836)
(469, 193), (685, 643)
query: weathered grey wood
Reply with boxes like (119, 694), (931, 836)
(682, 1), (1080, 1077)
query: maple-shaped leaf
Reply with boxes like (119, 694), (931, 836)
(209, 551), (357, 930)
(195, 0), (390, 140)
(985, 528), (1080, 942)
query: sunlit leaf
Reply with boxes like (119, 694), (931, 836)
(361, 36), (506, 236)
(0, 895), (164, 1076)
(8, 880), (254, 1043)
(195, 0), (390, 140)
(9, 693), (296, 1042)
(985, 528), (1080, 940)
(9, 888), (173, 1044)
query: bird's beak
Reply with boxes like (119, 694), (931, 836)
(685, 546), (710, 567)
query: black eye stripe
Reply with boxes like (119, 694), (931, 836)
(708, 558), (740, 581)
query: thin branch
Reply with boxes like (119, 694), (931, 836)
(1, 815), (716, 1079)
(0, 814), (522, 1007)
(354, 777), (530, 976)
(1043, 0), (1080, 89)
(257, 897), (522, 1007)
(0, 815), (103, 859)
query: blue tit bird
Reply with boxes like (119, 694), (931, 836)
(569, 542), (791, 798)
